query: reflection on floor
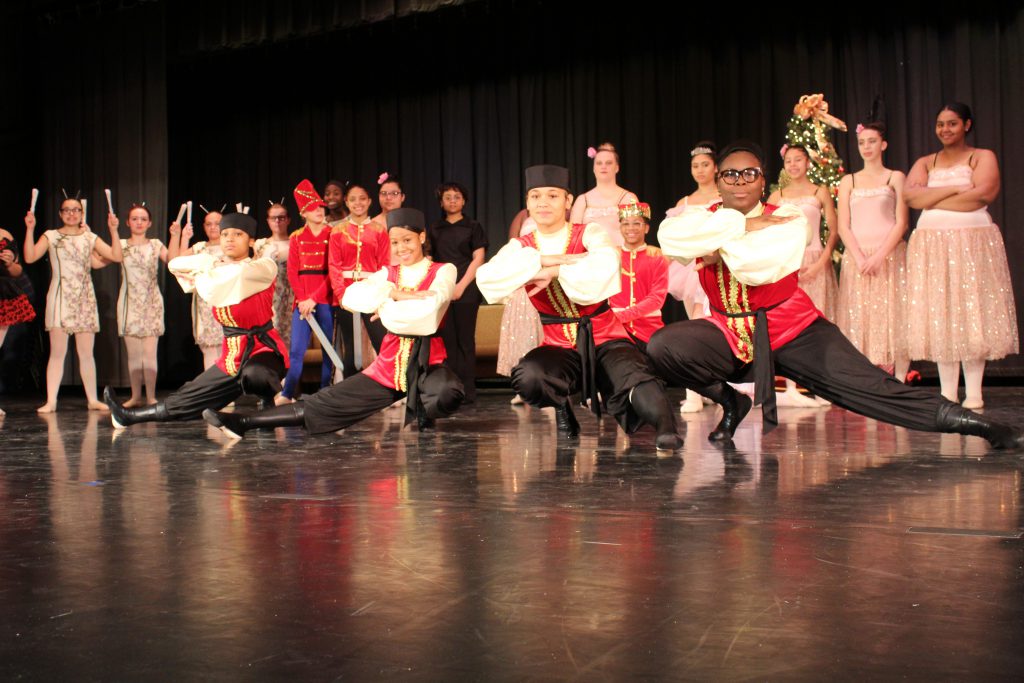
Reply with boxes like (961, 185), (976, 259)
(1, 389), (1022, 679)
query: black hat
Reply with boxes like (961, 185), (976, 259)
(525, 165), (570, 192)
(386, 208), (426, 232)
(220, 212), (257, 237)
(717, 140), (765, 167)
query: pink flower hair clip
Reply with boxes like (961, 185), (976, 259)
(377, 172), (389, 185)
(587, 146), (597, 159)
(779, 143), (789, 159)
(855, 123), (865, 135)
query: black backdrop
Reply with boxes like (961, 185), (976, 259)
(2, 0), (1022, 389)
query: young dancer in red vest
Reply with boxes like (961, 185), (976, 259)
(203, 208), (464, 438)
(649, 140), (1023, 449)
(609, 201), (668, 351)
(104, 212), (288, 427)
(477, 165), (681, 450)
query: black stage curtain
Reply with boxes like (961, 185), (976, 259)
(3, 1), (169, 389)
(6, 1), (1023, 388)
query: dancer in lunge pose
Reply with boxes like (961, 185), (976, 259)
(477, 165), (681, 450)
(203, 208), (464, 439)
(649, 140), (1023, 450)
(104, 213), (288, 427)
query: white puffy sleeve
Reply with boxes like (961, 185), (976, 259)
(192, 256), (278, 306)
(168, 253), (217, 294)
(379, 262), (457, 336)
(475, 239), (542, 304)
(657, 208), (747, 263)
(718, 205), (807, 286)
(556, 223), (621, 305)
(342, 267), (394, 313)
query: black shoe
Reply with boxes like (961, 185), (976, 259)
(936, 404), (1024, 450)
(628, 380), (682, 451)
(555, 403), (580, 438)
(416, 401), (435, 431)
(708, 387), (752, 443)
(105, 386), (169, 429)
(203, 403), (305, 440)
(656, 430), (683, 451)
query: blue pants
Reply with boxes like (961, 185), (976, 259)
(281, 304), (334, 398)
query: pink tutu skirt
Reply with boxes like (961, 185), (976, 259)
(798, 245), (838, 321)
(906, 214), (1018, 362)
(835, 243), (908, 365)
(496, 287), (544, 376)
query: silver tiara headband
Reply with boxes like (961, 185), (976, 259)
(690, 146), (714, 158)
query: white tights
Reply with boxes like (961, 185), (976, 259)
(43, 329), (100, 408)
(938, 359), (986, 405)
(124, 336), (159, 404)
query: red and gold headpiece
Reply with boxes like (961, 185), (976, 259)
(617, 201), (651, 222)
(293, 179), (326, 214)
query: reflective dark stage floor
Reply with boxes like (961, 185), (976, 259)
(2, 389), (1024, 680)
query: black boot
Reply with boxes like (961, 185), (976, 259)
(629, 381), (683, 451)
(105, 386), (170, 429)
(708, 386), (753, 443)
(936, 403), (1024, 450)
(203, 403), (305, 440)
(555, 402), (580, 438)
(416, 400), (435, 431)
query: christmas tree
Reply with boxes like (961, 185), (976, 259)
(773, 93), (848, 199)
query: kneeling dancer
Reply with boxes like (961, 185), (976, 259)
(476, 165), (680, 449)
(105, 212), (288, 427)
(648, 140), (1023, 449)
(203, 208), (464, 438)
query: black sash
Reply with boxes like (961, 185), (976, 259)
(709, 299), (785, 432)
(539, 301), (611, 417)
(220, 320), (282, 378)
(398, 334), (436, 426)
(298, 269), (328, 275)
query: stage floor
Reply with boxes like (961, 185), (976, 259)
(1, 389), (1023, 680)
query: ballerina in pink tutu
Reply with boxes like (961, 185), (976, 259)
(665, 141), (720, 413)
(835, 122), (910, 382)
(768, 144), (840, 408)
(904, 102), (1017, 409)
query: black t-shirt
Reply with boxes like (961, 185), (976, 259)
(428, 216), (489, 304)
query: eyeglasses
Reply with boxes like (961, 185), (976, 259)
(268, 215), (289, 222)
(60, 207), (83, 214)
(717, 168), (764, 185)
(379, 190), (403, 197)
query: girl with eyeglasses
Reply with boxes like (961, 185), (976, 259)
(835, 123), (910, 383)
(904, 102), (1017, 409)
(23, 196), (124, 412)
(767, 145), (840, 407)
(255, 203), (295, 348)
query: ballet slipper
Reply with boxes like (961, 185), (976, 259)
(146, 399), (158, 406)
(36, 403), (57, 414)
(123, 398), (144, 408)
(814, 395), (831, 407)
(273, 393), (294, 406)
(0, 407), (5, 417)
(775, 388), (819, 408)
(88, 400), (110, 412)
(962, 397), (984, 410)
(510, 394), (525, 406)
